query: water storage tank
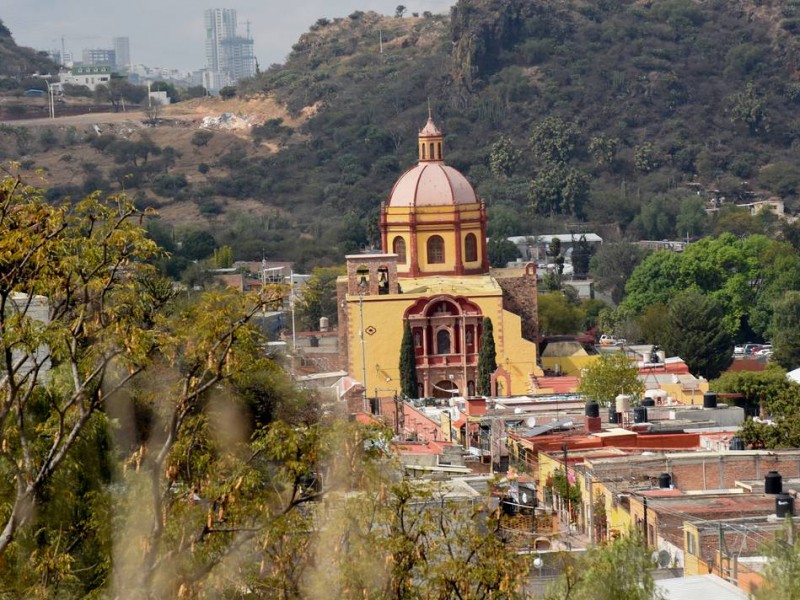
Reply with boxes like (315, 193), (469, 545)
(766, 471), (783, 494)
(703, 392), (718, 409)
(319, 316), (330, 332)
(616, 394), (631, 414)
(776, 494), (795, 518)
(642, 398), (656, 407)
(608, 406), (620, 424)
(659, 473), (672, 489)
(633, 406), (648, 423)
(585, 401), (600, 418)
(729, 436), (745, 451)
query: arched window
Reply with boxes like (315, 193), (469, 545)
(427, 235), (444, 264)
(393, 237), (407, 263)
(464, 233), (478, 262)
(436, 329), (451, 354)
(429, 142), (434, 160)
(421, 144), (426, 159)
(437, 142), (442, 160)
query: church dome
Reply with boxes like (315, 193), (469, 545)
(387, 163), (478, 207)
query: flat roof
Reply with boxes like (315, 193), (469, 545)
(506, 234), (603, 244)
(655, 574), (746, 599)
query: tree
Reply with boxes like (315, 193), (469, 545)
(218, 86), (236, 100)
(477, 317), (497, 396)
(295, 265), (345, 331)
(0, 175), (164, 557)
(754, 521), (800, 600)
(772, 291), (800, 370)
(538, 293), (584, 335)
(487, 236), (520, 267)
(191, 129), (214, 148)
(144, 97), (163, 126)
(399, 322), (419, 399)
(395, 5), (407, 18)
(180, 229), (216, 260)
(729, 81), (768, 134)
(571, 235), (593, 279)
(588, 134), (619, 168)
(212, 244), (233, 268)
(545, 530), (663, 600)
(489, 134), (520, 178)
(590, 242), (646, 305)
(530, 116), (578, 165)
(661, 292), (732, 379)
(577, 353), (644, 407)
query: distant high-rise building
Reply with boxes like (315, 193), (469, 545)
(204, 8), (256, 91)
(113, 37), (131, 70)
(82, 48), (116, 66)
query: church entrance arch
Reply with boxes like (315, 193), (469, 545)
(433, 379), (459, 399)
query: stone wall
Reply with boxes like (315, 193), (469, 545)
(494, 264), (538, 342)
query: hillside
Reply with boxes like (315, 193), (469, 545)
(0, 19), (58, 78)
(5, 1), (800, 271)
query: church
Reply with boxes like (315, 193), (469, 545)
(337, 115), (544, 400)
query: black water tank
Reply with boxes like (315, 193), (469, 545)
(776, 494), (795, 518)
(585, 400), (600, 418)
(703, 392), (718, 409)
(659, 473), (672, 489)
(766, 471), (783, 495)
(642, 397), (656, 407)
(609, 406), (620, 424)
(729, 436), (745, 451)
(633, 406), (648, 423)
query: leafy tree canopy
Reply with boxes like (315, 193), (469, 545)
(577, 352), (644, 407)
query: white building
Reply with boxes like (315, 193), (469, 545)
(59, 64), (115, 91)
(203, 8), (256, 91)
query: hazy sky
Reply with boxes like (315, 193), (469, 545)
(4, 0), (454, 73)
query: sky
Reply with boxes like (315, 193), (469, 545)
(3, 1), (455, 74)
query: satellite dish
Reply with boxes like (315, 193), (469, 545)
(525, 416), (537, 428)
(656, 550), (671, 568)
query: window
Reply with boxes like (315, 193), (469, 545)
(427, 235), (444, 264)
(429, 142), (434, 159)
(436, 329), (451, 354)
(464, 233), (478, 262)
(687, 532), (697, 556)
(437, 142), (442, 160)
(421, 144), (426, 159)
(393, 237), (407, 263)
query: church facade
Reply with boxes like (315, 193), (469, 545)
(337, 116), (543, 400)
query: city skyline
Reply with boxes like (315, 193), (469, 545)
(3, 0), (454, 74)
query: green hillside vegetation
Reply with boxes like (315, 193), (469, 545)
(5, 1), (800, 271)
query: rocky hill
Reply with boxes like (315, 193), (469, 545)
(0, 19), (58, 78)
(5, 1), (800, 272)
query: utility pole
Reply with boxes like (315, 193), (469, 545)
(643, 496), (649, 547)
(359, 292), (368, 413)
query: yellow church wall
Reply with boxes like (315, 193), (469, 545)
(540, 355), (599, 377)
(460, 229), (484, 268)
(346, 294), (410, 397)
(344, 285), (540, 398)
(416, 230), (457, 273)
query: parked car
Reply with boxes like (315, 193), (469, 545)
(755, 346), (773, 357)
(599, 334), (616, 346)
(734, 345), (745, 355)
(743, 343), (762, 356)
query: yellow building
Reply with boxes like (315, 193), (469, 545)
(337, 116), (543, 399)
